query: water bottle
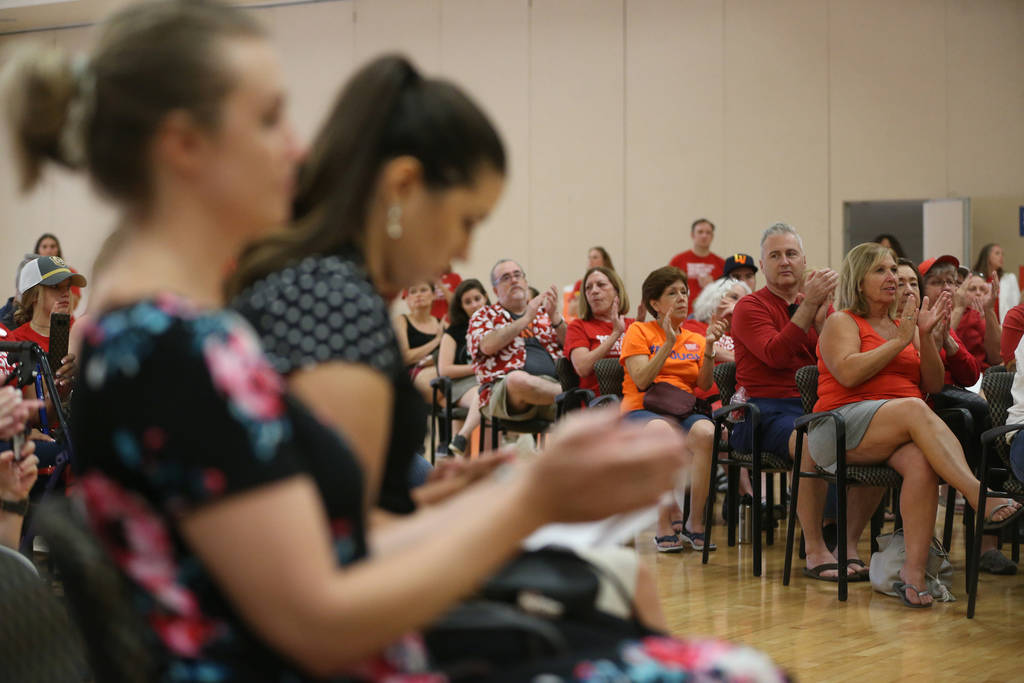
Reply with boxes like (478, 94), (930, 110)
(738, 500), (753, 544)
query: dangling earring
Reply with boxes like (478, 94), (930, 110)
(386, 204), (403, 240)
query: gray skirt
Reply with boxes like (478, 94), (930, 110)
(807, 399), (891, 473)
(450, 375), (478, 404)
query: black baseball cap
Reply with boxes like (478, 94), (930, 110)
(723, 253), (758, 277)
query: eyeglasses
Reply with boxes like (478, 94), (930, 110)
(926, 278), (957, 288)
(495, 270), (525, 286)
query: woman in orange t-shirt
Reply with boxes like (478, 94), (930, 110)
(620, 266), (726, 553)
(812, 243), (1022, 608)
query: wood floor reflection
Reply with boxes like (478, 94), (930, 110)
(638, 516), (1022, 682)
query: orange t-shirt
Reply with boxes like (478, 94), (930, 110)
(619, 321), (706, 413)
(814, 313), (922, 412)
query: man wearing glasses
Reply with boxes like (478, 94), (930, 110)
(467, 259), (565, 424)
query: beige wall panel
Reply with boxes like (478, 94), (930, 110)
(267, 2), (357, 144)
(625, 0), (723, 305)
(353, 0), (441, 73)
(529, 0), (624, 297)
(439, 0), (529, 287)
(0, 31), (61, 294)
(946, 0), (1024, 273)
(828, 0), (947, 266)
(723, 0), (829, 272)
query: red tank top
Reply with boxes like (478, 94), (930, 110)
(814, 313), (922, 412)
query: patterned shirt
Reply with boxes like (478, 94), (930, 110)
(466, 303), (563, 406)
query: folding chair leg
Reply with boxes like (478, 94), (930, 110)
(752, 460), (763, 577)
(727, 465), (739, 547)
(967, 481), (988, 618)
(703, 428), (723, 566)
(941, 484), (956, 553)
(836, 479), (849, 602)
(870, 500), (884, 554)
(783, 446), (803, 586)
(765, 473), (776, 547)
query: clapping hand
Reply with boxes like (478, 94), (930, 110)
(705, 319), (729, 346)
(660, 311), (678, 345)
(917, 291), (952, 337)
(803, 268), (839, 307)
(611, 297), (626, 336)
(0, 440), (37, 502)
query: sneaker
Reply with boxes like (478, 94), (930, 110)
(449, 434), (468, 457)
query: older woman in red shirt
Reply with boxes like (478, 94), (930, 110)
(565, 266), (633, 394)
(812, 243), (1023, 607)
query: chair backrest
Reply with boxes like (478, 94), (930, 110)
(34, 498), (157, 682)
(713, 362), (736, 404)
(0, 540), (86, 680)
(981, 369), (1015, 468)
(593, 358), (625, 398)
(555, 357), (580, 391)
(985, 364), (1007, 376)
(795, 365), (819, 415)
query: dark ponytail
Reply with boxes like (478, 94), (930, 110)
(228, 54), (506, 299)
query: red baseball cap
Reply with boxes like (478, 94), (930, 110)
(918, 255), (959, 277)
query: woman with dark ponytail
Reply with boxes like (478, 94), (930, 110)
(229, 54), (786, 680)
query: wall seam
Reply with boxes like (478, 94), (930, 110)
(826, 0), (833, 266)
(622, 0), (628, 286)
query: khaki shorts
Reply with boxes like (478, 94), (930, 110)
(483, 374), (559, 422)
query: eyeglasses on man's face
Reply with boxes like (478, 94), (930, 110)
(495, 270), (525, 286)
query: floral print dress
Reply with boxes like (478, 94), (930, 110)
(70, 295), (432, 681)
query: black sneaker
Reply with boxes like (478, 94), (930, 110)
(449, 434), (468, 457)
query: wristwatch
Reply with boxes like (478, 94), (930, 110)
(0, 497), (29, 516)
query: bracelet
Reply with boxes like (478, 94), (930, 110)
(0, 498), (29, 517)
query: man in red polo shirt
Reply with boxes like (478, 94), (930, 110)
(669, 218), (724, 303)
(731, 223), (881, 581)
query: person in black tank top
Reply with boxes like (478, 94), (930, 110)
(393, 281), (443, 402)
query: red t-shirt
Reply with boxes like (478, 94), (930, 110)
(954, 307), (988, 370)
(430, 272), (462, 322)
(7, 322), (51, 352)
(668, 250), (724, 303)
(815, 314), (921, 412)
(1001, 303), (1024, 366)
(564, 317), (634, 393)
(619, 321), (706, 413)
(731, 287), (821, 399)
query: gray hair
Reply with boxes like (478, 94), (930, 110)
(691, 277), (752, 323)
(760, 222), (804, 253)
(490, 258), (525, 286)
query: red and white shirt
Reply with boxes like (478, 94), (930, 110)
(467, 303), (563, 407)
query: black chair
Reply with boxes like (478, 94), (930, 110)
(968, 369), (1024, 618)
(0, 542), (88, 681)
(702, 362), (791, 576)
(783, 365), (963, 601)
(553, 357), (596, 418)
(428, 375), (470, 463)
(593, 358), (625, 402)
(33, 498), (157, 681)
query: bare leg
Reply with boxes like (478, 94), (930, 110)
(885, 442), (938, 606)
(504, 371), (560, 413)
(413, 366), (438, 403)
(456, 387), (481, 439)
(844, 487), (886, 564)
(849, 398), (1020, 522)
(684, 420), (714, 535)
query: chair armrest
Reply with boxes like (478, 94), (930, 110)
(980, 423), (1024, 447)
(589, 395), (620, 408)
(429, 376), (453, 391)
(555, 388), (596, 417)
(793, 409), (843, 432)
(935, 407), (973, 432)
(712, 401), (760, 422)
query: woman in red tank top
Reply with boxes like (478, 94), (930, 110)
(812, 243), (1023, 608)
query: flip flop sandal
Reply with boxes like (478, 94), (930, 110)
(678, 529), (716, 551)
(671, 519), (684, 534)
(892, 581), (933, 608)
(983, 501), (1024, 532)
(846, 558), (871, 582)
(803, 562), (840, 582)
(979, 548), (1018, 575)
(654, 534), (684, 553)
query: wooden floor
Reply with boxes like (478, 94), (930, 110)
(638, 515), (1023, 682)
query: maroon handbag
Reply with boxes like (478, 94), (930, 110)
(642, 382), (696, 420)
